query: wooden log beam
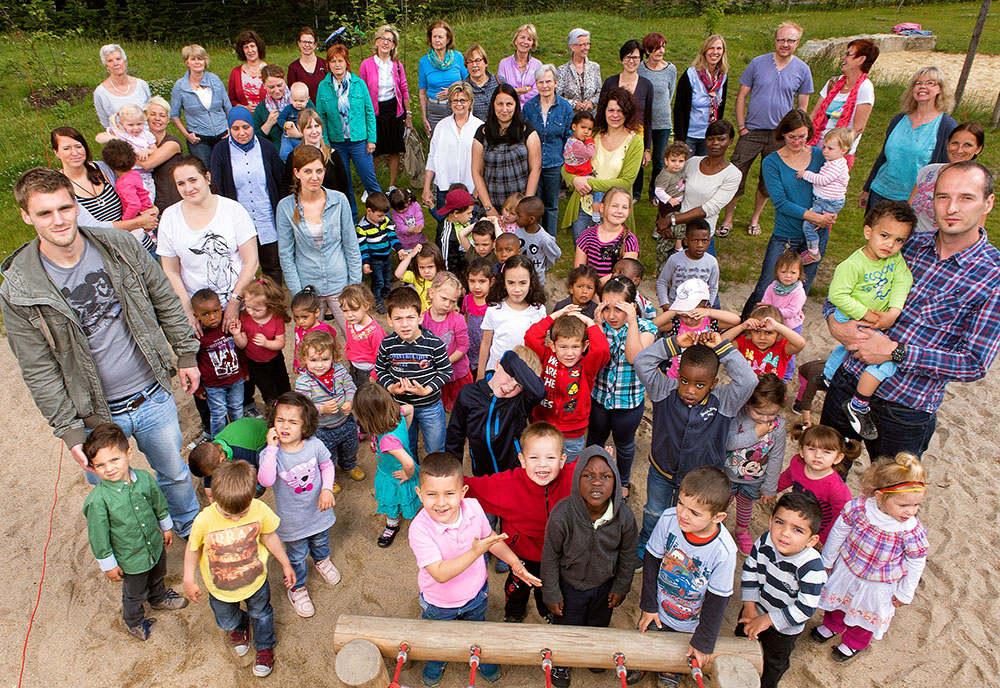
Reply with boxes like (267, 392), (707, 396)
(712, 654), (761, 688)
(335, 639), (390, 688)
(333, 615), (763, 675)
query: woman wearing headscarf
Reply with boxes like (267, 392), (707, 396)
(209, 106), (285, 284)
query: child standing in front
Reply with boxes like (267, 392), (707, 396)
(256, 392), (341, 619)
(653, 141), (690, 262)
(422, 272), (472, 409)
(563, 112), (600, 221)
(553, 265), (599, 319)
(574, 187), (639, 281)
(542, 447), (638, 688)
(356, 191), (403, 314)
(389, 187), (427, 252)
(237, 276), (292, 408)
(462, 258), (493, 378)
(738, 492), (827, 688)
(376, 287), (453, 460)
(815, 453), (929, 663)
(291, 286), (339, 374)
(278, 81), (314, 161)
(184, 460), (296, 678)
(353, 383), (422, 548)
(458, 220), (499, 265)
(189, 416), (268, 503)
(723, 306), (807, 380)
(409, 452), (541, 688)
(479, 255), (547, 378)
(797, 128), (853, 265)
(759, 251), (807, 383)
(339, 284), (386, 390)
(656, 219), (718, 310)
(514, 196), (561, 286)
(434, 188), (475, 274)
(191, 288), (246, 438)
(395, 242), (445, 313)
(652, 278), (741, 378)
(295, 330), (365, 494)
(83, 424), (188, 641)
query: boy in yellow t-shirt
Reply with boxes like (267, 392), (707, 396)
(184, 461), (295, 678)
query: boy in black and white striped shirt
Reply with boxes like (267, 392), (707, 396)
(737, 491), (827, 688)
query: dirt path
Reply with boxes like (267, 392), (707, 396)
(869, 49), (1000, 109)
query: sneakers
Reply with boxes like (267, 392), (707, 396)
(345, 467), (367, 481)
(315, 558), (342, 585)
(127, 617), (156, 640)
(657, 672), (682, 688)
(149, 588), (189, 610)
(495, 558), (510, 574)
(230, 628), (251, 656)
(244, 406), (263, 419)
(186, 430), (211, 450)
(550, 666), (571, 687)
(479, 664), (502, 683)
(374, 301), (387, 314)
(843, 400), (879, 440)
(792, 400), (803, 415)
(422, 663), (445, 687)
(735, 529), (754, 555)
(287, 587), (316, 618)
(800, 248), (821, 266)
(331, 482), (343, 495)
(624, 670), (645, 685)
(503, 615), (523, 623)
(378, 523), (400, 548)
(254, 648), (275, 677)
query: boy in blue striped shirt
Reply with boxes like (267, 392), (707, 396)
(737, 491), (827, 688)
(356, 192), (403, 313)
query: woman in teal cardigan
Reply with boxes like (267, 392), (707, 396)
(560, 87), (644, 240)
(316, 43), (381, 218)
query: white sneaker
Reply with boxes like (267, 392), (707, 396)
(287, 587), (315, 618)
(314, 558), (342, 585)
(361, 190), (369, 204)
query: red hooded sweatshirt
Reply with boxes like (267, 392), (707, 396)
(464, 462), (576, 562)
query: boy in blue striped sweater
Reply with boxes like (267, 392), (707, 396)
(356, 192), (403, 313)
(737, 491), (827, 688)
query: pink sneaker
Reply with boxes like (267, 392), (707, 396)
(800, 249), (821, 266)
(287, 587), (315, 618)
(735, 529), (754, 555)
(314, 558), (342, 585)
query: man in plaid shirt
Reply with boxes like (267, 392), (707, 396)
(820, 161), (998, 465)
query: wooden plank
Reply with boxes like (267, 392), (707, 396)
(332, 615), (763, 675)
(335, 639), (390, 688)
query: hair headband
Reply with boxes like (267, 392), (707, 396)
(877, 481), (926, 494)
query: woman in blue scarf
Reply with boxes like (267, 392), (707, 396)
(209, 105), (286, 284)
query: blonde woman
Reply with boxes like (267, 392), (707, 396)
(169, 44), (231, 165)
(359, 25), (412, 189)
(498, 24), (542, 105)
(673, 34), (729, 157)
(282, 108), (351, 198)
(140, 95), (184, 213)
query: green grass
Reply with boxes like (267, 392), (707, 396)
(0, 3), (997, 296)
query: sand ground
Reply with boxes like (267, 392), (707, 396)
(3, 282), (999, 688)
(869, 50), (1000, 109)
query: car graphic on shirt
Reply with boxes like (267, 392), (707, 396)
(658, 544), (709, 622)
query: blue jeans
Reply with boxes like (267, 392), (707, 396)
(96, 385), (200, 537)
(563, 434), (586, 462)
(820, 366), (937, 472)
(638, 464), (680, 556)
(333, 140), (381, 219)
(824, 310), (899, 383)
(409, 401), (446, 460)
(205, 381), (244, 439)
(368, 255), (391, 303)
(419, 582), (498, 679)
(186, 133), (225, 167)
(284, 530), (331, 590)
(803, 196), (844, 251)
(279, 135), (301, 162)
(587, 400), (645, 487)
(646, 128), (671, 200)
(315, 417), (360, 470)
(685, 137), (707, 156)
(742, 228), (829, 319)
(571, 207), (596, 241)
(539, 165), (562, 237)
(208, 579), (275, 650)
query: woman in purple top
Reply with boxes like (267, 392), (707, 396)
(497, 24), (542, 106)
(287, 27), (329, 103)
(359, 25), (412, 190)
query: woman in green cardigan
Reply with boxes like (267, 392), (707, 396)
(561, 87), (644, 240)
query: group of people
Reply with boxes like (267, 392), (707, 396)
(2, 16), (999, 688)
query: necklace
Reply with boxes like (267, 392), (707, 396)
(107, 76), (132, 96)
(70, 176), (98, 198)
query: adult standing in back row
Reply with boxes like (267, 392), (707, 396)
(720, 22), (812, 238)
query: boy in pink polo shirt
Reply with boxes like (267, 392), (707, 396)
(409, 452), (541, 687)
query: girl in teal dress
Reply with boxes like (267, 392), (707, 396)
(353, 383), (421, 548)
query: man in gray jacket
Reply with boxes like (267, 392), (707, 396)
(2, 168), (202, 535)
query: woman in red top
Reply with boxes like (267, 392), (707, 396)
(227, 30), (268, 109)
(287, 26), (329, 102)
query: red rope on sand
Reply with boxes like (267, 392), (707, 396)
(541, 649), (553, 688)
(15, 29), (53, 168)
(18, 443), (63, 688)
(388, 642), (409, 688)
(467, 645), (481, 687)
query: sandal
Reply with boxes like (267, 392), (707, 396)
(378, 523), (400, 548)
(747, 224), (762, 235)
(716, 225), (733, 237)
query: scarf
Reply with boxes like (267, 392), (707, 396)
(333, 74), (352, 139)
(427, 48), (455, 71)
(772, 281), (797, 296)
(809, 73), (867, 146)
(264, 85), (291, 113)
(227, 106), (257, 152)
(697, 68), (725, 123)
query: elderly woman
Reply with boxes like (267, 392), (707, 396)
(523, 64), (573, 236)
(170, 44), (231, 166)
(418, 21), (468, 135)
(498, 24), (542, 106)
(287, 26), (328, 102)
(472, 83), (542, 219)
(638, 33), (677, 200)
(600, 40), (654, 202)
(253, 64), (290, 148)
(227, 30), (268, 109)
(861, 66), (956, 208)
(139, 96), (184, 214)
(209, 107), (285, 285)
(277, 145), (362, 335)
(283, 108), (351, 197)
(809, 39), (879, 167)
(673, 34), (728, 157)
(741, 110), (836, 318)
(359, 25), (412, 190)
(561, 87), (644, 239)
(93, 44), (152, 128)
(422, 82), (483, 216)
(557, 28), (602, 114)
(909, 122), (986, 233)
(463, 44), (504, 122)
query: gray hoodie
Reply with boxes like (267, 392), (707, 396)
(541, 447), (638, 604)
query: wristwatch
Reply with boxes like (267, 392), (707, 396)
(891, 342), (906, 364)
(484, 205), (493, 212)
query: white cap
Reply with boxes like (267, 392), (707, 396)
(669, 278), (710, 312)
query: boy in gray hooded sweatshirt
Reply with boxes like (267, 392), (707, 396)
(541, 446), (638, 687)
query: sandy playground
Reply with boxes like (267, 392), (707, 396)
(870, 49), (1000, 109)
(2, 282), (1000, 688)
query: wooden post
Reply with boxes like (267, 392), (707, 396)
(953, 0), (991, 109)
(992, 89), (1000, 128)
(712, 655), (762, 688)
(333, 615), (763, 675)
(335, 638), (390, 688)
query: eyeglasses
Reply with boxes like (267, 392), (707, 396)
(913, 80), (938, 87)
(775, 38), (799, 44)
(843, 52), (858, 58)
(623, 55), (641, 62)
(451, 97), (470, 104)
(376, 36), (394, 42)
(299, 39), (315, 45)
(467, 57), (485, 65)
(575, 42), (591, 48)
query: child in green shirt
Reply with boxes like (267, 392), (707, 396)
(189, 416), (268, 502)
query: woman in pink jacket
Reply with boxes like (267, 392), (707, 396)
(359, 25), (413, 190)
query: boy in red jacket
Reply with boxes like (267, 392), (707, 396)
(464, 422), (575, 623)
(524, 306), (610, 460)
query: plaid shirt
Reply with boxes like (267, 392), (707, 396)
(593, 318), (657, 409)
(475, 122), (535, 208)
(823, 497), (928, 584)
(824, 229), (1000, 413)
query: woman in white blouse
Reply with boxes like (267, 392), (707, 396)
(93, 44), (152, 128)
(421, 82), (484, 219)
